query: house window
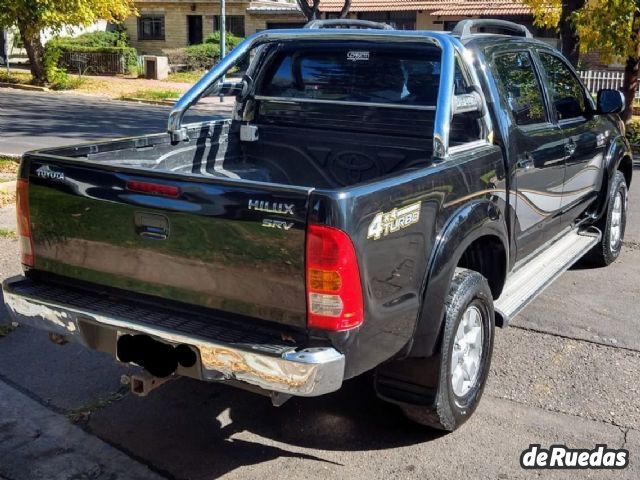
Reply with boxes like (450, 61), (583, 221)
(213, 15), (245, 37)
(357, 11), (416, 30)
(138, 15), (165, 41)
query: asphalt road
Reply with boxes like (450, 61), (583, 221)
(0, 89), (223, 155)
(0, 89), (638, 480)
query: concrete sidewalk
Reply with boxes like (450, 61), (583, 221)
(0, 381), (166, 480)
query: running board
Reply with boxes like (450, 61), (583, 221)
(495, 228), (600, 324)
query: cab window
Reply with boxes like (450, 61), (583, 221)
(492, 51), (547, 126)
(538, 53), (588, 121)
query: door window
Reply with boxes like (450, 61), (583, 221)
(492, 51), (547, 126)
(539, 53), (588, 120)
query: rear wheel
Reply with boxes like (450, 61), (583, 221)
(401, 268), (494, 431)
(588, 170), (628, 267)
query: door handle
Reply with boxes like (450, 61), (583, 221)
(517, 153), (534, 171)
(565, 140), (577, 156)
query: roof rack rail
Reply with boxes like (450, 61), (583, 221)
(304, 19), (393, 30)
(452, 19), (532, 39)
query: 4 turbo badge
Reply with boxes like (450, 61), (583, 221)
(367, 202), (421, 240)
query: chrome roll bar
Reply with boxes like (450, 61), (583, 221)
(167, 29), (483, 159)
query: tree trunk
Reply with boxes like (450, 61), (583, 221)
(339, 0), (352, 19)
(18, 24), (46, 85)
(622, 6), (640, 123)
(559, 0), (585, 67)
(622, 56), (638, 123)
(296, 0), (321, 21)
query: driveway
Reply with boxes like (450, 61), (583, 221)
(0, 88), (638, 479)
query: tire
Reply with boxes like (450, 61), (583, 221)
(401, 268), (495, 431)
(588, 170), (628, 267)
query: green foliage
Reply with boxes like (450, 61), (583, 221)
(167, 69), (206, 83)
(205, 31), (243, 50)
(626, 118), (640, 145)
(0, 0), (136, 35)
(56, 30), (131, 48)
(572, 0), (639, 62)
(0, 71), (32, 85)
(44, 36), (138, 75)
(122, 89), (180, 101)
(524, 0), (639, 61)
(184, 43), (221, 70)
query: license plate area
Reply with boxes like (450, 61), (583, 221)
(115, 331), (202, 379)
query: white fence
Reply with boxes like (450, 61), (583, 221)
(578, 70), (640, 99)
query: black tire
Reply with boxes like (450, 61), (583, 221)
(401, 268), (494, 431)
(588, 170), (628, 267)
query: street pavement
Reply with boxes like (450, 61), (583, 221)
(0, 88), (638, 479)
(0, 89), (225, 156)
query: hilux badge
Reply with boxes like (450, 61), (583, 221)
(36, 165), (65, 181)
(248, 199), (295, 216)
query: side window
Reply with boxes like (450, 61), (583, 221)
(539, 53), (587, 120)
(492, 52), (547, 126)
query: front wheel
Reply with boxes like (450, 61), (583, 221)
(401, 268), (494, 431)
(588, 170), (628, 267)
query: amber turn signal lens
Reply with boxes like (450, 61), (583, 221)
(308, 269), (342, 292)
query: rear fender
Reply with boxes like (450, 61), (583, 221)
(409, 199), (509, 357)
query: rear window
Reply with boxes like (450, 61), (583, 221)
(259, 45), (460, 106)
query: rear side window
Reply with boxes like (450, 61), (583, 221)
(538, 53), (587, 120)
(260, 46), (450, 106)
(492, 51), (547, 126)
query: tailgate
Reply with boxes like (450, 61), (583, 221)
(25, 157), (311, 328)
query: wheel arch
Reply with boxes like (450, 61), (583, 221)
(409, 199), (509, 358)
(594, 136), (633, 222)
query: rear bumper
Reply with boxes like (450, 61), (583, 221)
(2, 276), (345, 397)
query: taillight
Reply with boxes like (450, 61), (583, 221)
(306, 224), (363, 331)
(16, 179), (35, 267)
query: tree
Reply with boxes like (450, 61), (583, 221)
(573, 0), (640, 122)
(523, 0), (585, 66)
(296, 0), (352, 21)
(0, 0), (136, 84)
(525, 0), (640, 122)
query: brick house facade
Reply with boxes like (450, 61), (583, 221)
(124, 1), (558, 55)
(123, 1), (305, 54)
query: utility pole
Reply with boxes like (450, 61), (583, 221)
(220, 0), (226, 59)
(3, 29), (10, 74)
(219, 0), (226, 102)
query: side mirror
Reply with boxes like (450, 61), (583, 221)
(597, 89), (625, 114)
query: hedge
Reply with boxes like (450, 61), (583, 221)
(45, 38), (138, 75)
(185, 43), (222, 70)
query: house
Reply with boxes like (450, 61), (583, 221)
(123, 0), (558, 55)
(123, 1), (305, 54)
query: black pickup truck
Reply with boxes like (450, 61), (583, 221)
(3, 20), (632, 431)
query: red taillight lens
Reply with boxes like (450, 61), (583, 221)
(16, 179), (35, 267)
(126, 180), (180, 198)
(306, 224), (363, 331)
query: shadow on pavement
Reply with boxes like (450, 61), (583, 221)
(88, 374), (441, 479)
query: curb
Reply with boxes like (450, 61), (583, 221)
(0, 82), (49, 92)
(118, 96), (177, 106)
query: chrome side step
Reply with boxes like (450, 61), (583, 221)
(495, 228), (600, 324)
